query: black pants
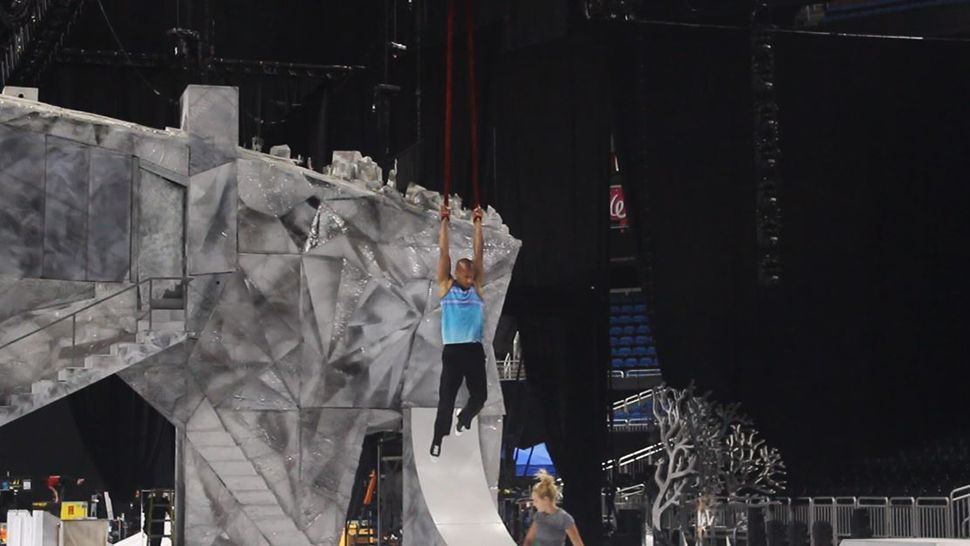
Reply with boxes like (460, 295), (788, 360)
(433, 342), (487, 442)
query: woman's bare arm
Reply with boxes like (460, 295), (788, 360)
(566, 523), (585, 546)
(521, 521), (537, 546)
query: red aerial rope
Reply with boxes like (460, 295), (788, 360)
(465, 0), (480, 208)
(443, 0), (455, 206)
(442, 0), (481, 208)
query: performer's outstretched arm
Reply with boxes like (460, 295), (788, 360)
(472, 206), (484, 285)
(438, 204), (452, 296)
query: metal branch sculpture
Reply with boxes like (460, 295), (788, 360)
(647, 384), (787, 541)
(651, 385), (698, 533)
(723, 423), (787, 498)
(683, 392), (723, 500)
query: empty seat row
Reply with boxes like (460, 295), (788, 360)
(612, 346), (657, 358)
(609, 314), (648, 325)
(609, 325), (651, 336)
(609, 303), (648, 314)
(610, 335), (655, 347)
(611, 357), (658, 368)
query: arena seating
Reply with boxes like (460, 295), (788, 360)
(610, 294), (659, 374)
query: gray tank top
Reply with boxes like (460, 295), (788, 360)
(533, 508), (575, 546)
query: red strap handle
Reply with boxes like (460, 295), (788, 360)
(465, 0), (480, 208)
(443, 0), (455, 206)
(442, 0), (480, 209)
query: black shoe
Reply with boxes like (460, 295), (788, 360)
(430, 442), (442, 458)
(456, 421), (469, 435)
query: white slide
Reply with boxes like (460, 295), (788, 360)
(409, 408), (517, 545)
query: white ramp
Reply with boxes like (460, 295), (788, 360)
(409, 407), (516, 545)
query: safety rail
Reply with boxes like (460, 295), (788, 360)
(0, 277), (189, 389)
(0, 277), (188, 351)
(496, 356), (525, 381)
(613, 388), (655, 412)
(611, 418), (657, 433)
(951, 484), (970, 538)
(497, 331), (524, 381)
(623, 487), (970, 542)
(603, 442), (663, 472)
(611, 368), (662, 379)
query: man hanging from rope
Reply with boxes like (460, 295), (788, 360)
(431, 203), (485, 458)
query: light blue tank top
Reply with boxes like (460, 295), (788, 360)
(441, 282), (484, 345)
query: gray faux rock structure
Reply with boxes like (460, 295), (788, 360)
(0, 85), (521, 546)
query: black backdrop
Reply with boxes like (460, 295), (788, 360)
(613, 23), (970, 491)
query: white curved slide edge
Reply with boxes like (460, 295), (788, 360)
(409, 407), (517, 545)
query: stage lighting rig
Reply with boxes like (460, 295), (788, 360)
(751, 17), (784, 287)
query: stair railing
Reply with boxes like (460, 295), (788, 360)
(0, 276), (189, 354)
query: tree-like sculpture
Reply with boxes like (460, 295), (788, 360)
(651, 385), (698, 534)
(722, 423), (787, 498)
(649, 384), (787, 543)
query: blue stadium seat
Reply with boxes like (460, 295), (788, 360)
(632, 314), (647, 324)
(634, 335), (648, 346)
(622, 325), (636, 336)
(609, 315), (620, 325)
(617, 315), (632, 324)
(624, 357), (639, 368)
(632, 346), (648, 356)
(611, 358), (624, 368)
(610, 336), (619, 346)
(620, 304), (634, 314)
(635, 325), (650, 335)
(618, 336), (633, 346)
(609, 326), (622, 336)
(617, 347), (632, 357)
(646, 347), (657, 357)
(610, 305), (621, 314)
(634, 303), (647, 313)
(639, 356), (655, 367)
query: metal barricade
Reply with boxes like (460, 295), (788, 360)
(915, 497), (951, 538)
(603, 483), (970, 542)
(813, 497), (837, 539)
(791, 497), (814, 529)
(950, 485), (970, 538)
(769, 498), (792, 526)
(888, 497), (916, 537)
(857, 497), (889, 537)
(834, 497), (857, 538)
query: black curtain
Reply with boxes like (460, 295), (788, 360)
(614, 22), (970, 491)
(68, 375), (175, 504)
(488, 34), (612, 538)
(0, 376), (173, 509)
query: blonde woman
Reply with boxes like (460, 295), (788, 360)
(521, 470), (585, 546)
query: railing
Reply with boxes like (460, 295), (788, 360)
(0, 277), (187, 351)
(496, 356), (525, 381)
(603, 442), (663, 473)
(0, 277), (188, 396)
(497, 330), (525, 381)
(611, 368), (662, 379)
(950, 484), (970, 538)
(639, 489), (970, 544)
(613, 388), (655, 412)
